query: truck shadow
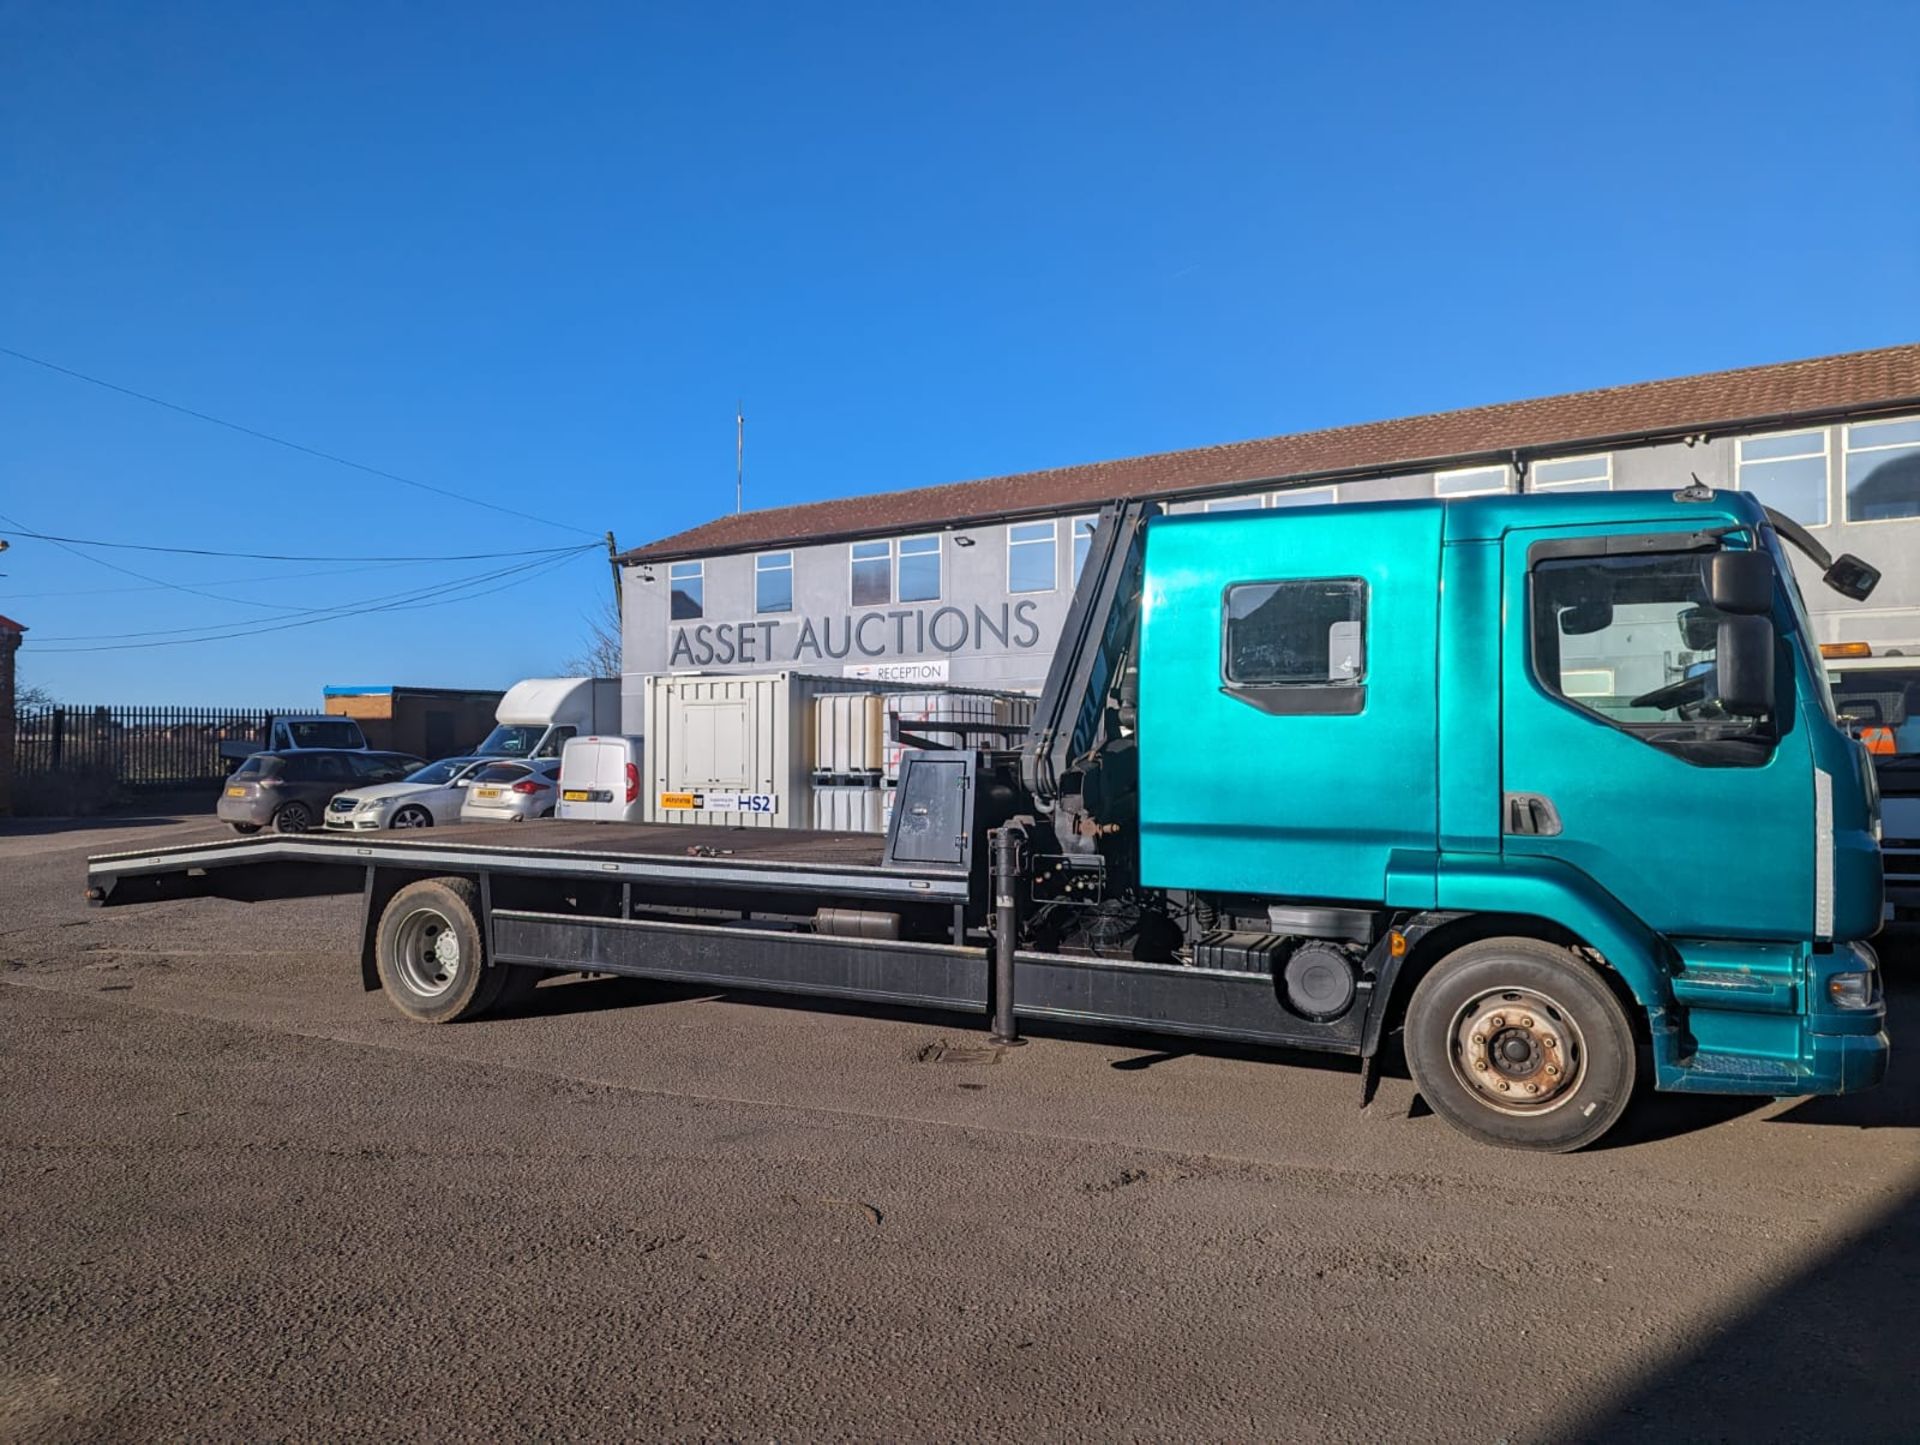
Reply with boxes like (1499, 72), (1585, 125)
(499, 963), (1917, 1141)
(1565, 1176), (1920, 1439)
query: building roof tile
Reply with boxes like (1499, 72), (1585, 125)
(621, 342), (1920, 563)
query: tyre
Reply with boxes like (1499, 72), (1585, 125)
(390, 805), (433, 830)
(271, 802), (314, 834)
(231, 822), (261, 835)
(374, 877), (508, 1024)
(1403, 937), (1638, 1153)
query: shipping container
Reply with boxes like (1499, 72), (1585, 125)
(644, 672), (916, 828)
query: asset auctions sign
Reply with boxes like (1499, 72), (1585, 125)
(668, 600), (1044, 670)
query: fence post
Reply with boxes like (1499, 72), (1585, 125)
(49, 707), (65, 772)
(0, 618), (22, 817)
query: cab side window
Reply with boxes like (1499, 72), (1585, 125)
(1529, 550), (1774, 765)
(1221, 578), (1367, 715)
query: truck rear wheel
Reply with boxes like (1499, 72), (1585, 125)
(374, 877), (507, 1023)
(1403, 937), (1637, 1153)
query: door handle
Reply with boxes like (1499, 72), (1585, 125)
(1504, 792), (1563, 837)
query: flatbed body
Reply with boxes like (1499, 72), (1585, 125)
(85, 816), (1352, 1054)
(87, 821), (954, 906)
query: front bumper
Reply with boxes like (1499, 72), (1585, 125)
(1653, 940), (1888, 1097)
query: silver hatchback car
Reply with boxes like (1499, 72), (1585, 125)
(457, 758), (562, 823)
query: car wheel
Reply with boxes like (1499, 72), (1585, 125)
(390, 806), (433, 830)
(231, 822), (261, 835)
(1403, 937), (1638, 1153)
(271, 802), (314, 835)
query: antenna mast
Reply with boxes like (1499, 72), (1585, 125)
(735, 401), (744, 514)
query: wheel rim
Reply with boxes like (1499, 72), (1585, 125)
(393, 808), (430, 829)
(278, 804), (311, 832)
(1447, 986), (1587, 1116)
(394, 907), (462, 998)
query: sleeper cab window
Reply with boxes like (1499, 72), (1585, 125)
(1221, 578), (1367, 715)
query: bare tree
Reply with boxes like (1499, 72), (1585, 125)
(16, 681), (54, 710)
(565, 597), (622, 679)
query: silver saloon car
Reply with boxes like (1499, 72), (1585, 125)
(325, 756), (494, 831)
(457, 758), (562, 823)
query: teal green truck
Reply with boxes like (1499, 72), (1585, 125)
(85, 486), (1890, 1151)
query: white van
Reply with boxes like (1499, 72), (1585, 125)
(557, 735), (645, 822)
(475, 678), (622, 762)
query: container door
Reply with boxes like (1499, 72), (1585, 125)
(683, 701), (749, 788)
(1499, 524), (1811, 939)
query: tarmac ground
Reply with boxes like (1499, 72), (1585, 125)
(3, 815), (1916, 1441)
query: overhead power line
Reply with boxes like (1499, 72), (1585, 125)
(29, 550), (585, 653)
(0, 344), (603, 540)
(30, 553), (574, 641)
(0, 525), (596, 564)
(0, 559), (424, 599)
(0, 507), (310, 614)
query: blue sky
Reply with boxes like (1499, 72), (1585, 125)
(3, 0), (1916, 704)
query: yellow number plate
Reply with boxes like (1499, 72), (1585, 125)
(226, 786), (246, 797)
(562, 789), (589, 802)
(475, 788), (502, 800)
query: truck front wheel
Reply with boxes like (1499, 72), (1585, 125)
(374, 877), (507, 1023)
(1403, 937), (1637, 1153)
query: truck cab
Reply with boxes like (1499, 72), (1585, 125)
(1821, 646), (1920, 923)
(219, 714), (368, 769)
(1117, 486), (1884, 1143)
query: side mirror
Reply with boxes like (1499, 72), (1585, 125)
(1823, 553), (1880, 601)
(1837, 698), (1885, 728)
(1678, 606), (1718, 652)
(1717, 614), (1776, 715)
(1706, 551), (1773, 615)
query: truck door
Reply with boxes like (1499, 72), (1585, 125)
(1499, 525), (1812, 940)
(1137, 503), (1442, 902)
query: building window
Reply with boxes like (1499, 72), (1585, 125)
(898, 534), (941, 602)
(1221, 578), (1367, 716)
(1531, 454), (1612, 492)
(850, 540), (891, 606)
(1737, 429), (1829, 526)
(669, 561), (703, 620)
(1008, 520), (1057, 593)
(1269, 486), (1338, 508)
(1844, 415), (1920, 523)
(1071, 516), (1097, 584)
(1435, 465), (1510, 498)
(755, 552), (793, 614)
(1203, 494), (1265, 512)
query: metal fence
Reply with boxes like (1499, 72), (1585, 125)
(12, 705), (304, 792)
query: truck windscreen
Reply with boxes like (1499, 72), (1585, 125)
(475, 724), (546, 758)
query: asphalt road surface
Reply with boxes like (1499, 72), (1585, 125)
(3, 816), (1917, 1442)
